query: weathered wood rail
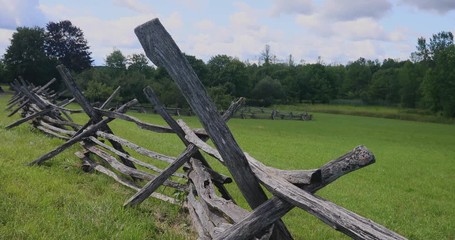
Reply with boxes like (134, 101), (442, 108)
(5, 78), (80, 138)
(3, 18), (407, 240)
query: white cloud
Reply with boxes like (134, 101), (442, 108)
(295, 0), (394, 42)
(181, 2), (287, 62)
(0, 28), (15, 57)
(270, 0), (313, 16)
(333, 18), (388, 41)
(0, 0), (426, 66)
(112, 0), (154, 14)
(0, 0), (47, 29)
(291, 0), (411, 64)
(163, 12), (184, 30)
(323, 0), (392, 21)
(400, 0), (455, 14)
(194, 20), (215, 31)
(39, 2), (186, 65)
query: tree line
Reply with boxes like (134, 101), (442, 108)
(1, 20), (454, 117)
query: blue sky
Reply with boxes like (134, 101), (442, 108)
(0, 0), (454, 66)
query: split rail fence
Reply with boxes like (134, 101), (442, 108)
(236, 106), (312, 120)
(3, 18), (407, 240)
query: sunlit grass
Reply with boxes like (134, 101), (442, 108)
(0, 94), (192, 240)
(1, 93), (454, 239)
(275, 103), (455, 124)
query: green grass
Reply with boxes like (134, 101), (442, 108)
(0, 94), (193, 240)
(275, 103), (455, 124)
(1, 92), (455, 239)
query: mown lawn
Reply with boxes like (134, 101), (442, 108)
(1, 92), (454, 239)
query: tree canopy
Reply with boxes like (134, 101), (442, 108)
(2, 26), (58, 86)
(2, 25), (454, 117)
(45, 20), (93, 72)
(2, 21), (93, 88)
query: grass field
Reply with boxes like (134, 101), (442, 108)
(1, 92), (454, 239)
(275, 103), (455, 124)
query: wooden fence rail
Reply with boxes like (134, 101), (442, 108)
(3, 18), (407, 240)
(236, 106), (313, 121)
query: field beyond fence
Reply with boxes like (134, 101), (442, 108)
(1, 90), (455, 239)
(275, 103), (455, 124)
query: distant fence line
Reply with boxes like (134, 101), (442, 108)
(129, 105), (313, 121)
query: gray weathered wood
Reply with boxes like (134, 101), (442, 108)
(95, 131), (176, 164)
(94, 107), (175, 134)
(137, 15), (294, 233)
(88, 136), (185, 178)
(123, 143), (197, 207)
(187, 185), (213, 239)
(6, 108), (51, 129)
(75, 151), (179, 205)
(179, 118), (321, 185)
(7, 99), (30, 117)
(56, 65), (138, 172)
(142, 86), (236, 201)
(135, 18), (271, 211)
(57, 65), (97, 118)
(38, 120), (76, 136)
(100, 86), (121, 109)
(42, 116), (82, 129)
(36, 125), (70, 140)
(124, 87), (245, 208)
(81, 141), (186, 191)
(265, 167), (321, 186)
(188, 158), (248, 223)
(28, 100), (137, 165)
(246, 153), (405, 240)
(19, 86), (64, 122)
(215, 147), (405, 240)
(180, 126), (404, 239)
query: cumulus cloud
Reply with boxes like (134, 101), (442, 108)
(270, 0), (313, 16)
(400, 0), (455, 14)
(39, 2), (186, 65)
(290, 0), (412, 63)
(5, 0), (416, 66)
(296, 15), (391, 41)
(112, 0), (154, 14)
(0, 0), (47, 29)
(0, 28), (15, 57)
(295, 0), (398, 42)
(323, 0), (392, 21)
(182, 2), (285, 62)
(333, 18), (388, 41)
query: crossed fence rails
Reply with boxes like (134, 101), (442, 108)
(3, 18), (406, 240)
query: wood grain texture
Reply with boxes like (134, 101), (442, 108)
(56, 65), (138, 172)
(135, 20), (292, 239)
(28, 100), (137, 165)
(135, 18), (269, 209)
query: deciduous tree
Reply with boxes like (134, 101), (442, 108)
(422, 45), (455, 117)
(3, 27), (57, 86)
(45, 20), (93, 72)
(105, 49), (127, 70)
(252, 76), (284, 106)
